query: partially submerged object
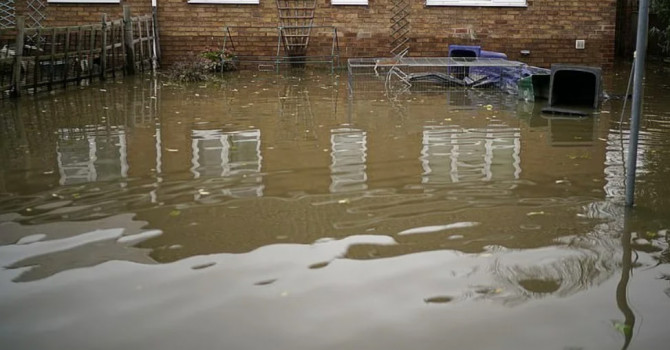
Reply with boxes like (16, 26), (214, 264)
(542, 64), (603, 116)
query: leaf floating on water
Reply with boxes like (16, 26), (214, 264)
(337, 199), (350, 204)
(485, 104), (493, 111)
(613, 321), (632, 336)
(169, 210), (181, 217)
(254, 279), (277, 286)
(309, 261), (330, 269)
(424, 296), (454, 304)
(191, 262), (216, 270)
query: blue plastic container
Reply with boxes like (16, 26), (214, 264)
(448, 45), (481, 58)
(480, 50), (508, 60)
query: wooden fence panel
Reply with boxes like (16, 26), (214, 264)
(1, 6), (158, 99)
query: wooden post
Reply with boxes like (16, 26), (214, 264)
(11, 16), (25, 97)
(88, 25), (96, 80)
(49, 27), (56, 90)
(101, 14), (108, 80)
(76, 26), (83, 83)
(123, 5), (136, 75)
(33, 28), (41, 93)
(63, 27), (70, 88)
(136, 18), (144, 72)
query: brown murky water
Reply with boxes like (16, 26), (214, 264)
(1, 63), (670, 349)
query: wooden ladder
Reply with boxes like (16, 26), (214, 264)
(276, 0), (316, 56)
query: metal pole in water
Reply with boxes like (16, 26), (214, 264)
(625, 0), (650, 207)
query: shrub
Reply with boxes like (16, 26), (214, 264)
(201, 48), (237, 72)
(164, 52), (214, 83)
(651, 0), (670, 56)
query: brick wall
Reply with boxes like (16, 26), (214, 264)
(17, 0), (616, 68)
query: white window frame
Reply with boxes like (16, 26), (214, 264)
(188, 0), (259, 4)
(331, 0), (368, 5)
(47, 0), (120, 3)
(426, 0), (526, 7)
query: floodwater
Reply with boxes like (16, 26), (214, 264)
(1, 63), (669, 350)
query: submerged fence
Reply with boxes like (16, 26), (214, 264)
(0, 6), (159, 98)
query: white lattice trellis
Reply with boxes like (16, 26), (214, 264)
(26, 0), (47, 28)
(390, 0), (410, 56)
(0, 0), (15, 28)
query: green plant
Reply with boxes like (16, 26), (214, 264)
(201, 48), (237, 72)
(164, 52), (214, 83)
(651, 0), (670, 56)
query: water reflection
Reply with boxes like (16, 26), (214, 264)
(330, 128), (367, 193)
(191, 129), (264, 198)
(56, 127), (128, 185)
(421, 125), (520, 184)
(545, 116), (596, 147)
(1, 66), (670, 350)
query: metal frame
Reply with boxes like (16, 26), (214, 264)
(348, 56), (525, 97)
(221, 25), (340, 73)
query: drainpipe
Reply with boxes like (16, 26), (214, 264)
(625, 0), (650, 207)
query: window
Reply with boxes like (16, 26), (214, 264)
(47, 0), (120, 3)
(188, 0), (259, 4)
(426, 0), (526, 7)
(331, 0), (368, 5)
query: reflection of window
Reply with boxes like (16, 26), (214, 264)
(330, 128), (367, 193)
(421, 126), (520, 184)
(57, 128), (128, 185)
(426, 0), (526, 7)
(191, 129), (263, 197)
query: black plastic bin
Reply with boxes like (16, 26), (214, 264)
(448, 44), (481, 78)
(542, 64), (602, 116)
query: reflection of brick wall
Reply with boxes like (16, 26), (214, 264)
(17, 0), (615, 68)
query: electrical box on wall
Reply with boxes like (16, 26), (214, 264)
(576, 40), (586, 50)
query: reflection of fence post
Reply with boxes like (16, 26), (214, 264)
(11, 16), (25, 98)
(101, 13), (108, 80)
(123, 5), (136, 75)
